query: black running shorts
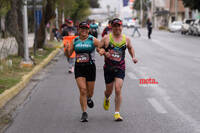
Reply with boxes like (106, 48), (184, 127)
(75, 63), (96, 81)
(104, 66), (125, 84)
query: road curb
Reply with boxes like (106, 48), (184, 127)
(0, 47), (60, 108)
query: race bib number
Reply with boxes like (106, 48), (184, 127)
(76, 53), (90, 63)
(109, 50), (122, 62)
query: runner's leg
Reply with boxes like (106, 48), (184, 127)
(87, 81), (95, 98)
(76, 77), (87, 112)
(114, 78), (123, 112)
(105, 82), (114, 98)
(68, 58), (73, 70)
(136, 28), (141, 37)
(86, 81), (95, 108)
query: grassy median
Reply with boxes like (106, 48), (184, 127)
(0, 41), (61, 94)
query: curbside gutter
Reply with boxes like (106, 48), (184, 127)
(0, 47), (61, 109)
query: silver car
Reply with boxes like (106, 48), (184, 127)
(193, 19), (200, 36)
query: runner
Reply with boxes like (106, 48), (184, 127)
(131, 18), (141, 37)
(65, 21), (104, 122)
(100, 18), (138, 121)
(89, 20), (98, 38)
(63, 35), (77, 73)
(62, 19), (77, 73)
(101, 20), (112, 37)
(62, 19), (78, 37)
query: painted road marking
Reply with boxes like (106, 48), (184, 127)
(164, 97), (200, 132)
(148, 98), (168, 114)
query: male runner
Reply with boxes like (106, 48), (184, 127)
(100, 18), (138, 121)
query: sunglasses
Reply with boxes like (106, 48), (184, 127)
(112, 20), (122, 25)
(79, 27), (89, 30)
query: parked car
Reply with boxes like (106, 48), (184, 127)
(181, 19), (195, 34)
(169, 21), (183, 32)
(193, 19), (200, 36)
(188, 21), (196, 35)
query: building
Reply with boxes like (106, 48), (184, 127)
(153, 0), (192, 28)
(166, 0), (191, 23)
(153, 0), (169, 28)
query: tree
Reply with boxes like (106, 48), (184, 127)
(56, 0), (78, 26)
(0, 0), (10, 38)
(71, 0), (91, 22)
(88, 0), (99, 8)
(182, 0), (200, 11)
(0, 0), (10, 17)
(36, 0), (56, 48)
(133, 0), (150, 26)
(6, 0), (25, 57)
(133, 0), (149, 11)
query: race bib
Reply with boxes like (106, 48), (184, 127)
(76, 53), (90, 63)
(109, 49), (122, 62)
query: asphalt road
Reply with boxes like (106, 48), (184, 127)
(4, 28), (200, 133)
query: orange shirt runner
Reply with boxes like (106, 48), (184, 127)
(63, 36), (78, 58)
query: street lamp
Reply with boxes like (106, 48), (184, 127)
(21, 0), (33, 67)
(107, 5), (110, 18)
(140, 0), (143, 25)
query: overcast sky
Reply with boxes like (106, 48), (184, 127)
(98, 0), (121, 11)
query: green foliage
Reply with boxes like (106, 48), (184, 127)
(71, 0), (91, 21)
(0, 0), (10, 17)
(57, 0), (79, 18)
(0, 45), (57, 94)
(88, 0), (99, 8)
(56, 0), (91, 22)
(133, 0), (150, 11)
(182, 0), (200, 11)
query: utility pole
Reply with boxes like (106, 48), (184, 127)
(140, 0), (143, 25)
(23, 0), (29, 61)
(33, 0), (37, 56)
(151, 0), (155, 28)
(114, 8), (117, 18)
(175, 0), (178, 21)
(55, 8), (59, 29)
(107, 5), (110, 18)
(21, 0), (33, 67)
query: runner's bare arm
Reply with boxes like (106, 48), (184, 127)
(126, 37), (138, 64)
(94, 37), (105, 56)
(65, 40), (74, 58)
(101, 35), (110, 57)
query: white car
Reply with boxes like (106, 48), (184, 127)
(169, 21), (183, 32)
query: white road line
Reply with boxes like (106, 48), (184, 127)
(127, 72), (138, 80)
(152, 39), (200, 58)
(194, 57), (200, 62)
(148, 98), (168, 114)
(129, 36), (200, 130)
(164, 97), (200, 132)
